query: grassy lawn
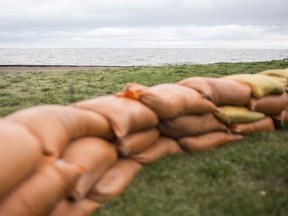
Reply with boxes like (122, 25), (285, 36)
(1, 60), (288, 216)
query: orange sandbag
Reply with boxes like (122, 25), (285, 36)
(229, 117), (275, 135)
(178, 132), (243, 152)
(50, 199), (101, 216)
(0, 161), (82, 216)
(88, 159), (142, 203)
(72, 96), (159, 138)
(178, 77), (252, 106)
(0, 120), (42, 202)
(131, 137), (183, 164)
(158, 113), (228, 138)
(116, 128), (160, 156)
(5, 105), (113, 156)
(61, 137), (117, 200)
(249, 92), (288, 115)
(118, 83), (217, 119)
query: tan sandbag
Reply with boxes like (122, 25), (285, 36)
(88, 159), (142, 203)
(178, 77), (251, 106)
(61, 137), (117, 200)
(131, 137), (183, 164)
(0, 161), (82, 216)
(0, 120), (42, 202)
(249, 92), (288, 115)
(118, 83), (217, 119)
(5, 105), (113, 156)
(50, 199), (101, 216)
(158, 113), (228, 138)
(223, 74), (286, 98)
(116, 128), (160, 156)
(259, 68), (288, 81)
(229, 117), (275, 135)
(72, 95), (158, 138)
(178, 132), (243, 152)
(273, 109), (288, 123)
(214, 106), (265, 124)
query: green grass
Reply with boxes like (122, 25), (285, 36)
(1, 60), (288, 216)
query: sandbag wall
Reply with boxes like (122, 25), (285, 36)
(0, 68), (287, 216)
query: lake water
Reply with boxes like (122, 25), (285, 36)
(0, 48), (288, 66)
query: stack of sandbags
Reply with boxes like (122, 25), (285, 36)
(0, 120), (85, 216)
(222, 73), (287, 132)
(175, 77), (251, 151)
(0, 105), (115, 216)
(117, 82), (220, 153)
(258, 69), (288, 124)
(70, 95), (160, 202)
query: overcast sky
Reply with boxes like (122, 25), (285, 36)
(0, 0), (288, 48)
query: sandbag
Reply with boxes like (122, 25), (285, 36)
(88, 159), (142, 203)
(116, 128), (160, 156)
(229, 117), (275, 135)
(131, 137), (183, 164)
(5, 105), (113, 156)
(0, 161), (82, 216)
(214, 106), (265, 124)
(118, 83), (217, 119)
(249, 92), (288, 115)
(259, 68), (288, 81)
(72, 95), (158, 138)
(61, 137), (117, 200)
(273, 109), (288, 123)
(158, 113), (228, 138)
(178, 132), (243, 152)
(50, 199), (101, 216)
(178, 77), (251, 106)
(223, 74), (286, 99)
(0, 120), (42, 202)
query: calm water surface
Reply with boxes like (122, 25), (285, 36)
(0, 48), (288, 66)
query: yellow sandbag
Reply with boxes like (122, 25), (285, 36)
(229, 117), (275, 135)
(118, 83), (217, 119)
(72, 96), (159, 138)
(178, 132), (243, 152)
(178, 77), (252, 106)
(88, 159), (142, 203)
(0, 120), (42, 202)
(61, 137), (117, 200)
(249, 92), (288, 115)
(0, 161), (83, 216)
(50, 199), (101, 216)
(116, 128), (160, 156)
(259, 68), (288, 81)
(158, 113), (228, 138)
(5, 105), (114, 156)
(214, 106), (265, 124)
(131, 137), (183, 164)
(223, 74), (286, 98)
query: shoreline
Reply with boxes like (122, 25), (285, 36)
(0, 65), (129, 73)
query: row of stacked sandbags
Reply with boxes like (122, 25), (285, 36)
(0, 94), (179, 215)
(0, 105), (115, 215)
(0, 68), (287, 216)
(118, 69), (288, 152)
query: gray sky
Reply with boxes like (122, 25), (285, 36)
(1, 0), (288, 48)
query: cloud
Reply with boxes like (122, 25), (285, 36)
(0, 0), (287, 47)
(1, 25), (288, 48)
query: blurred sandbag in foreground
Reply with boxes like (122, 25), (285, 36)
(61, 137), (117, 200)
(0, 120), (42, 202)
(72, 96), (159, 138)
